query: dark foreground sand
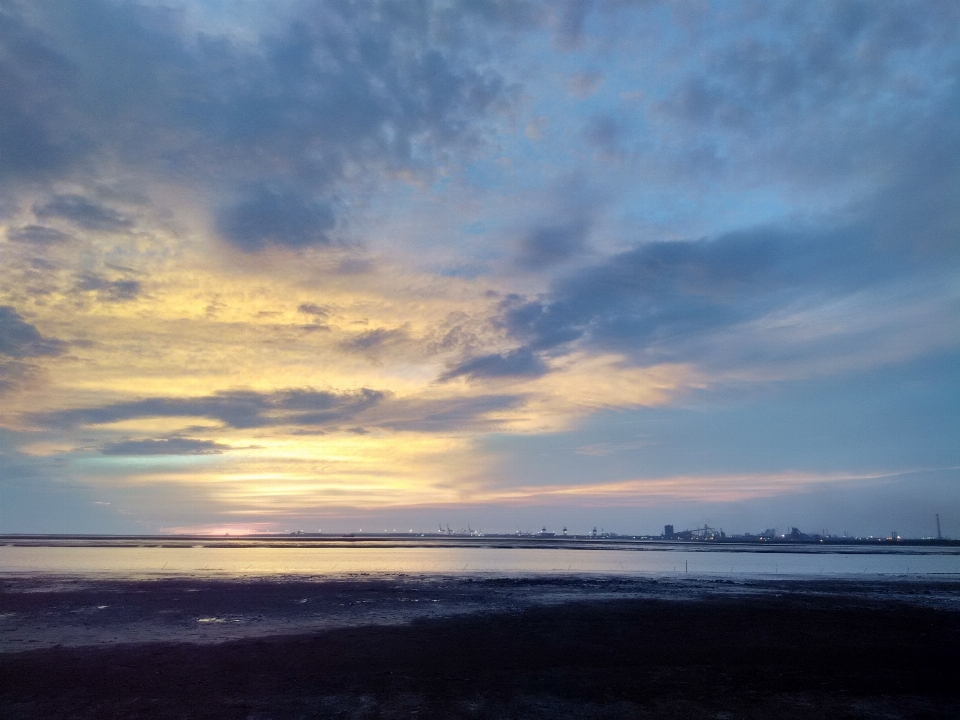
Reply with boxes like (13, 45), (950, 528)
(2, 575), (959, 718)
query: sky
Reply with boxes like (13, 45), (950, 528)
(1, 0), (958, 537)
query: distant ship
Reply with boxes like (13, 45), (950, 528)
(536, 526), (555, 538)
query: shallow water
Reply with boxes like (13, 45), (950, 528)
(2, 541), (958, 579)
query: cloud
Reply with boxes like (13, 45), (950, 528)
(216, 185), (336, 251)
(515, 218), (590, 270)
(31, 385), (531, 437)
(639, 1), (960, 188)
(2, 0), (959, 533)
(0, 306), (65, 358)
(371, 393), (525, 432)
(0, 0), (517, 250)
(296, 302), (331, 330)
(33, 195), (133, 232)
(298, 303), (330, 319)
(0, 6), (79, 182)
(339, 327), (410, 355)
(101, 437), (232, 456)
(495, 38), (960, 374)
(494, 213), (949, 373)
(554, 0), (592, 50)
(650, 5), (922, 132)
(0, 360), (35, 394)
(440, 348), (549, 382)
(75, 274), (141, 302)
(36, 387), (387, 430)
(583, 114), (620, 153)
(6, 225), (71, 244)
(567, 71), (603, 98)
(0, 307), (65, 395)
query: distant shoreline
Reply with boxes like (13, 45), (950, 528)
(3, 534), (959, 549)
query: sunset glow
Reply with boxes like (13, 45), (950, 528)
(1, 0), (958, 536)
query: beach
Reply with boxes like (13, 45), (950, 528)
(2, 574), (959, 718)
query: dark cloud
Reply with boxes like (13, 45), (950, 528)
(37, 387), (387, 430)
(0, 5), (80, 182)
(340, 327), (409, 354)
(425, 313), (484, 356)
(297, 302), (331, 331)
(496, 293), (584, 351)
(554, 0), (592, 50)
(0, 307), (65, 393)
(76, 274), (141, 302)
(216, 186), (336, 251)
(33, 195), (133, 232)
(855, 88), (960, 255)
(440, 347), (549, 382)
(651, 3), (953, 133)
(0, 306), (65, 358)
(641, 1), (960, 188)
(494, 218), (922, 368)
(0, 0), (517, 251)
(101, 437), (231, 456)
(33, 385), (523, 434)
(583, 114), (620, 153)
(0, 359), (34, 393)
(6, 225), (71, 244)
(515, 18), (959, 372)
(554, 59), (960, 371)
(515, 218), (590, 270)
(298, 303), (330, 319)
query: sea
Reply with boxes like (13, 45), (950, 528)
(2, 537), (958, 579)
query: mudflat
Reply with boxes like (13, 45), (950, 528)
(2, 575), (959, 718)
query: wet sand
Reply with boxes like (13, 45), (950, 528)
(2, 575), (959, 718)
